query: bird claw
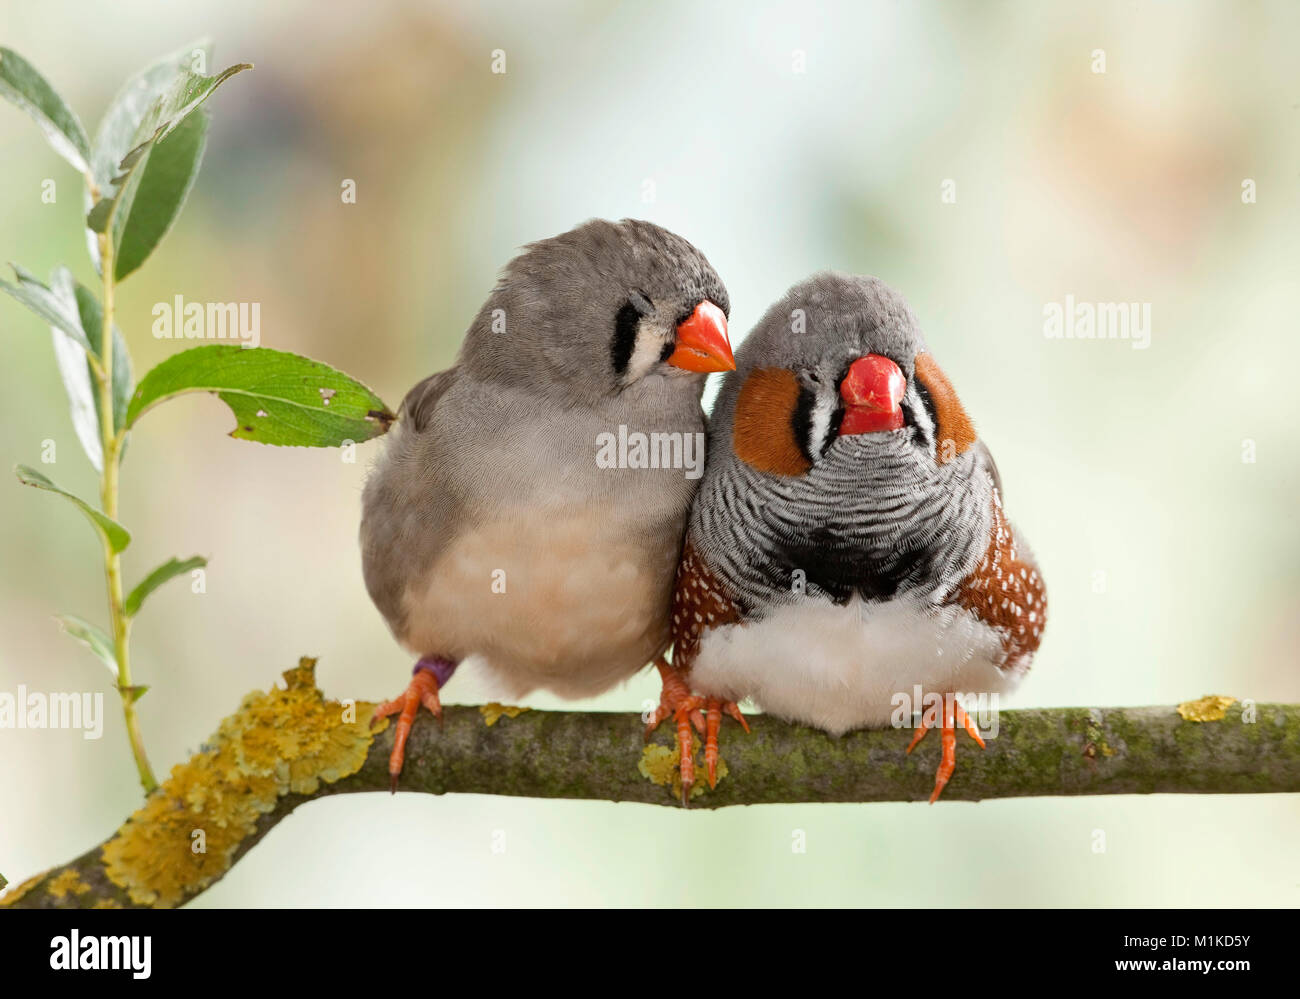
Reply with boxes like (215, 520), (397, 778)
(372, 662), (448, 792)
(905, 694), (984, 802)
(646, 658), (748, 803)
(644, 660), (704, 740)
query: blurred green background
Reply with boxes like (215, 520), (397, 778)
(2, 0), (1297, 907)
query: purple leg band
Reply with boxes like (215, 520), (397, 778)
(414, 656), (457, 687)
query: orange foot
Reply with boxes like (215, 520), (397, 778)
(905, 694), (986, 803)
(645, 658), (749, 803)
(372, 657), (456, 792)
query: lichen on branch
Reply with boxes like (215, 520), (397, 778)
(5, 658), (381, 909)
(4, 660), (1298, 909)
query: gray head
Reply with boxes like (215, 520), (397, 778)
(694, 272), (996, 607)
(459, 219), (734, 407)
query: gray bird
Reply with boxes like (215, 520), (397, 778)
(361, 219), (734, 787)
(648, 273), (1046, 801)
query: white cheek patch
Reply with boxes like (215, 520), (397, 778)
(807, 387), (838, 456)
(907, 384), (938, 457)
(624, 319), (671, 383)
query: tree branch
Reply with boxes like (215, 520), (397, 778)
(3, 660), (1296, 909)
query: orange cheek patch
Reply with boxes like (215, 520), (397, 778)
(732, 368), (811, 477)
(914, 352), (976, 463)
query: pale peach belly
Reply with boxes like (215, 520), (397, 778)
(400, 509), (678, 699)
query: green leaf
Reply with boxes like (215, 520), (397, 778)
(15, 464), (130, 553)
(4, 267), (132, 472)
(126, 345), (396, 446)
(84, 40), (213, 268)
(0, 263), (92, 352)
(2, 265), (105, 467)
(53, 614), (118, 678)
(89, 41), (212, 189)
(124, 555), (207, 618)
(87, 60), (250, 282)
(85, 197), (112, 234)
(132, 60), (249, 149)
(72, 277), (133, 434)
(45, 269), (133, 470)
(111, 108), (209, 281)
(49, 309), (101, 470)
(0, 264), (133, 471)
(0, 47), (91, 173)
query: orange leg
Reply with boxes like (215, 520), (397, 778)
(905, 696), (985, 803)
(675, 694), (704, 802)
(704, 696), (750, 789)
(645, 658), (748, 803)
(372, 658), (455, 792)
(644, 658), (704, 736)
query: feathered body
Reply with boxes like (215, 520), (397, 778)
(362, 219), (733, 715)
(669, 273), (1045, 738)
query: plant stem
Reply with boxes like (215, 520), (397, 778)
(96, 232), (157, 793)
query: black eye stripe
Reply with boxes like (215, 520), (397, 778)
(909, 378), (937, 451)
(791, 385), (818, 463)
(791, 374), (844, 461)
(914, 375), (938, 426)
(826, 404), (844, 446)
(611, 301), (640, 375)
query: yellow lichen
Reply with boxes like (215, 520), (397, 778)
(46, 868), (90, 901)
(0, 870), (47, 907)
(101, 657), (383, 908)
(1177, 695), (1237, 723)
(480, 702), (530, 727)
(638, 741), (727, 801)
(639, 744), (679, 786)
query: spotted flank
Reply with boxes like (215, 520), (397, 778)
(670, 540), (742, 670)
(953, 490), (1046, 669)
(648, 548), (750, 800)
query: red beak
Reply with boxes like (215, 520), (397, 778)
(666, 300), (735, 373)
(839, 354), (905, 435)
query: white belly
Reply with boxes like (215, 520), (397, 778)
(691, 596), (1025, 735)
(401, 505), (679, 699)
